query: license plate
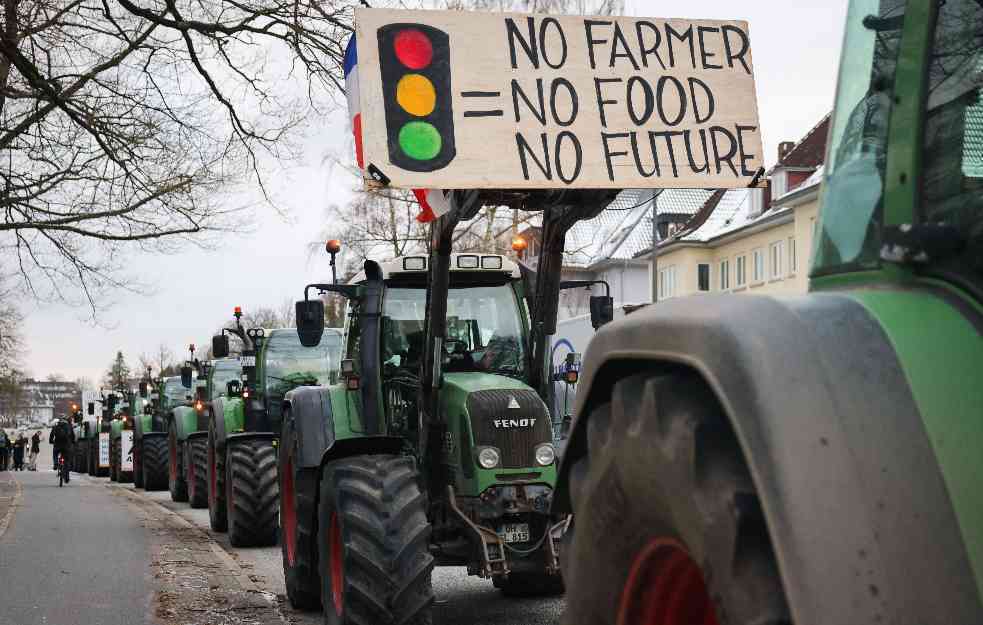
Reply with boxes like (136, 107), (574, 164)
(498, 523), (530, 544)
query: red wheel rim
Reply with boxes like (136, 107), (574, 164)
(329, 512), (343, 617)
(282, 456), (297, 565)
(616, 538), (720, 625)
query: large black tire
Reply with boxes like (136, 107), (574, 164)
(133, 440), (144, 488)
(187, 437), (208, 509)
(226, 438), (279, 547)
(498, 572), (564, 597)
(207, 424), (228, 532)
(142, 435), (168, 491)
(318, 455), (434, 625)
(279, 413), (321, 611)
(110, 439), (120, 482)
(561, 371), (790, 625)
(168, 431), (188, 502)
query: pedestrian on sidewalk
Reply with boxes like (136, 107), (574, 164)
(29, 431), (40, 471)
(12, 434), (25, 471)
(0, 429), (8, 471)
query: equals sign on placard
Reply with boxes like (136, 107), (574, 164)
(461, 91), (503, 117)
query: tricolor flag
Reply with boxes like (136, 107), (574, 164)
(344, 35), (451, 224)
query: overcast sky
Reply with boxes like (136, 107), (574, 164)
(21, 1), (848, 385)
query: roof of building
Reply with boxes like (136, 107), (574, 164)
(771, 115), (830, 170)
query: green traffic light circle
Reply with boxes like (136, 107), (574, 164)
(398, 121), (442, 161)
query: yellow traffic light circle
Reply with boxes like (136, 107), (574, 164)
(396, 74), (436, 117)
(398, 121), (442, 160)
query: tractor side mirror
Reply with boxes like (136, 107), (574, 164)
(296, 300), (325, 347)
(180, 365), (193, 389)
(139, 381), (149, 398)
(212, 334), (230, 359)
(589, 295), (614, 329)
(226, 380), (242, 397)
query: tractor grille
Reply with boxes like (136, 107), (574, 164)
(466, 389), (552, 469)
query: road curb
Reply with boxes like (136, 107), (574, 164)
(0, 472), (24, 541)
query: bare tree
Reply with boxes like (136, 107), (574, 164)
(0, 298), (25, 422)
(0, 1), (354, 314)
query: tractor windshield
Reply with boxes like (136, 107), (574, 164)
(209, 362), (241, 399)
(816, 0), (983, 286)
(263, 330), (338, 405)
(814, 0), (905, 274)
(162, 378), (189, 408)
(383, 284), (527, 378)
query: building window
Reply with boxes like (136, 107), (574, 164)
(788, 237), (797, 274)
(752, 249), (764, 283)
(736, 256), (746, 287)
(698, 264), (710, 292)
(658, 265), (677, 299)
(719, 259), (730, 291)
(769, 241), (784, 280)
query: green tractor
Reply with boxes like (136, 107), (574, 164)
(108, 391), (137, 483)
(76, 392), (101, 475)
(89, 391), (117, 477)
(205, 310), (342, 547)
(130, 372), (171, 491)
(555, 3), (983, 624)
(279, 220), (614, 619)
(168, 357), (242, 508)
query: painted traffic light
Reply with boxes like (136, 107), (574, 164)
(377, 23), (456, 171)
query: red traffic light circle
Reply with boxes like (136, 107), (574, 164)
(394, 29), (433, 70)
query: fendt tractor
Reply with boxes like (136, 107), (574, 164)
(75, 391), (101, 474)
(164, 346), (207, 502)
(278, 215), (615, 620)
(108, 391), (136, 483)
(553, 3), (983, 625)
(89, 391), (116, 477)
(130, 370), (169, 491)
(206, 309), (343, 546)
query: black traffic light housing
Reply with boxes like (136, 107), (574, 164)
(377, 23), (456, 172)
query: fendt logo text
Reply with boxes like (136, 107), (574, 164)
(493, 418), (537, 429)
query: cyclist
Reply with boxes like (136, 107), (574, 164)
(49, 418), (75, 474)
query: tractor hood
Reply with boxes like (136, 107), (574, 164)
(441, 373), (554, 473)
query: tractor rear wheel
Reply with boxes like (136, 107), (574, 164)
(207, 425), (228, 532)
(168, 431), (188, 501)
(498, 572), (564, 597)
(143, 436), (168, 491)
(110, 439), (120, 482)
(561, 371), (790, 625)
(133, 440), (144, 488)
(279, 413), (321, 611)
(226, 438), (279, 547)
(187, 437), (208, 509)
(318, 455), (434, 625)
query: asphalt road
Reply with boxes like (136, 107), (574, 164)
(0, 433), (565, 625)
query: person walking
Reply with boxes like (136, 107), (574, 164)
(29, 431), (40, 471)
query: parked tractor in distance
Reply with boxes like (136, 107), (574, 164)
(90, 392), (117, 477)
(130, 372), (168, 490)
(109, 392), (137, 483)
(556, 3), (983, 625)
(208, 311), (342, 547)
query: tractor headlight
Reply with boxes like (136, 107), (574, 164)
(477, 446), (501, 469)
(534, 444), (556, 466)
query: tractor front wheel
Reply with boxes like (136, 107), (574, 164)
(187, 437), (208, 509)
(226, 438), (279, 547)
(207, 425), (228, 532)
(168, 431), (188, 501)
(142, 435), (168, 491)
(279, 414), (321, 611)
(110, 439), (120, 482)
(561, 371), (790, 625)
(317, 455), (434, 625)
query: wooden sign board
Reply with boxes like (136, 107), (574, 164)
(353, 8), (763, 190)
